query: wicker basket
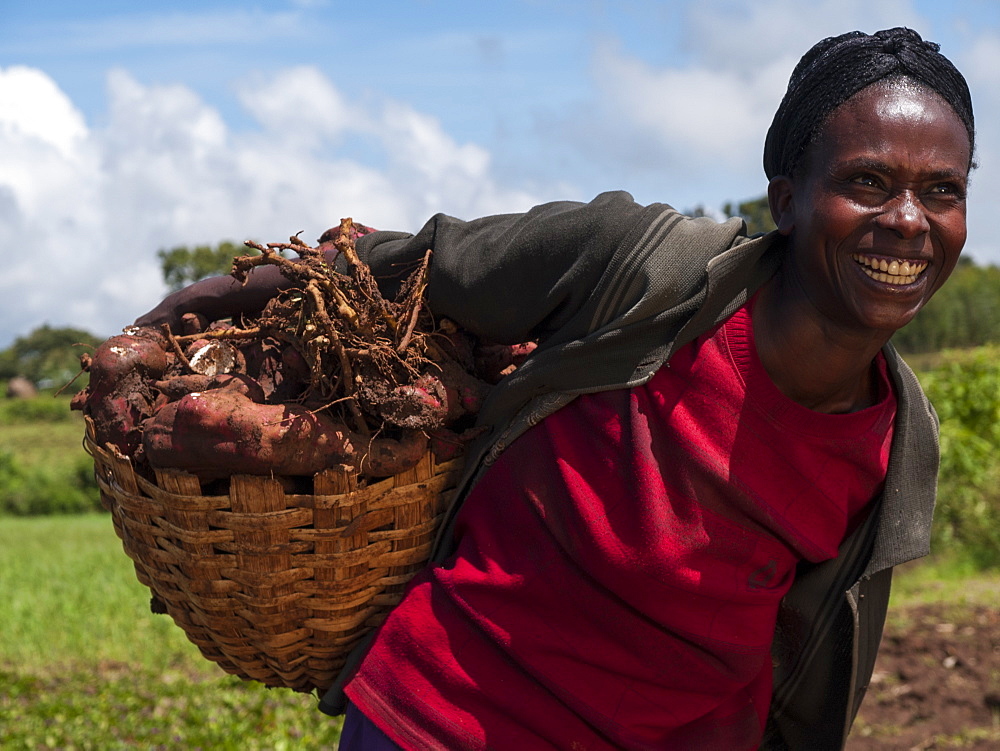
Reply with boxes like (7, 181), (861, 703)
(83, 417), (461, 694)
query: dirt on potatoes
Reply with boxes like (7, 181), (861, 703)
(74, 218), (536, 484)
(848, 601), (1000, 750)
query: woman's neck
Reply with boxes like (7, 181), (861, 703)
(751, 273), (888, 414)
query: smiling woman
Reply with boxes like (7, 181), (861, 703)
(756, 79), (971, 413)
(135, 26), (974, 751)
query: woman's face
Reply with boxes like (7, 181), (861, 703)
(771, 80), (971, 336)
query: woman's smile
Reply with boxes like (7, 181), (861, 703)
(850, 253), (928, 285)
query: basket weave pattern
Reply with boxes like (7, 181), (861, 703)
(84, 418), (459, 693)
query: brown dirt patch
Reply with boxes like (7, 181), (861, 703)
(848, 603), (1000, 749)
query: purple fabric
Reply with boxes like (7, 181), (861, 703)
(339, 703), (403, 751)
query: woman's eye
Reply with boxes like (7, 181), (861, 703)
(852, 174), (880, 187)
(930, 182), (964, 197)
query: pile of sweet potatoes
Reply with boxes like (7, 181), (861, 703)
(72, 219), (535, 484)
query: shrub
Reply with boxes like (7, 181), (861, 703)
(0, 448), (102, 516)
(0, 394), (76, 423)
(919, 346), (1000, 569)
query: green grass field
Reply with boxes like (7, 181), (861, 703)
(0, 416), (83, 471)
(0, 399), (104, 516)
(0, 396), (85, 468)
(0, 515), (343, 750)
(3, 516), (998, 750)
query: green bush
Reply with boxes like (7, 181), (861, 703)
(894, 259), (1000, 354)
(918, 346), (1000, 569)
(0, 393), (101, 516)
(0, 448), (102, 516)
(0, 395), (76, 423)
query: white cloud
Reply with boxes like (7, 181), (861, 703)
(0, 65), (547, 348)
(237, 67), (359, 149)
(558, 39), (791, 211)
(561, 0), (933, 208)
(0, 67), (108, 345)
(548, 0), (999, 265)
(685, 0), (925, 73)
(954, 31), (1000, 263)
(3, 0), (999, 352)
(0, 67), (88, 157)
(593, 41), (785, 164)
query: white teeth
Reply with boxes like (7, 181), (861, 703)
(851, 254), (927, 285)
(867, 270), (920, 284)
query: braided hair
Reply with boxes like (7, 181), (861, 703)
(763, 27), (975, 179)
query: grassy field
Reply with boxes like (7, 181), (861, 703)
(0, 515), (343, 750)
(0, 395), (84, 467)
(0, 414), (83, 471)
(0, 399), (104, 516)
(3, 516), (998, 749)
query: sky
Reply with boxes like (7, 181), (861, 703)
(2, 0), (999, 348)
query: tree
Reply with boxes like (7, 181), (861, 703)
(893, 257), (1000, 353)
(0, 325), (102, 386)
(157, 241), (257, 291)
(722, 195), (777, 236)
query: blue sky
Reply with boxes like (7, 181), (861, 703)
(1, 0), (999, 346)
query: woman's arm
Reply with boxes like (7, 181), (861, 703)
(134, 263), (299, 331)
(357, 191), (651, 344)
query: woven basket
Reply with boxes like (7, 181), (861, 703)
(83, 417), (461, 694)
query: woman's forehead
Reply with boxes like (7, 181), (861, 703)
(805, 82), (972, 175)
(873, 79), (944, 121)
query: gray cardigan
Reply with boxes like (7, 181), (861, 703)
(321, 191), (940, 750)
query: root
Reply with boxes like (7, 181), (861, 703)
(209, 219), (439, 436)
(397, 250), (432, 354)
(161, 323), (195, 373)
(80, 216), (519, 483)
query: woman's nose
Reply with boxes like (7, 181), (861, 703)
(875, 192), (931, 239)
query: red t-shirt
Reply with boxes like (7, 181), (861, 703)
(346, 298), (897, 750)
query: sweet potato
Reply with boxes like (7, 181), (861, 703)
(83, 330), (169, 454)
(180, 312), (209, 336)
(434, 321), (476, 370)
(152, 373), (266, 404)
(91, 331), (169, 382)
(428, 426), (488, 463)
(82, 222), (531, 484)
(142, 388), (427, 480)
(436, 360), (492, 422)
(474, 341), (538, 383)
(238, 337), (287, 401)
(153, 374), (214, 401)
(358, 373), (449, 430)
(186, 339), (243, 377)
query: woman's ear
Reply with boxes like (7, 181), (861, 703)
(767, 176), (795, 236)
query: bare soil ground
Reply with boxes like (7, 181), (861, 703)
(848, 602), (1000, 749)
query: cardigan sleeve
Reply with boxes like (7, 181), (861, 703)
(355, 191), (660, 344)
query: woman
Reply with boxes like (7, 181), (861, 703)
(139, 27), (974, 751)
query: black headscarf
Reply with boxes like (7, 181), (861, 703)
(763, 27), (975, 179)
